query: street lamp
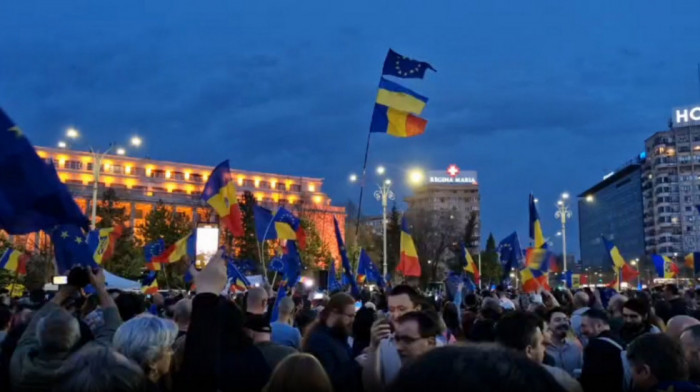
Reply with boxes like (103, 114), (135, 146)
(374, 171), (395, 277)
(57, 141), (67, 148)
(376, 166), (386, 175)
(130, 136), (142, 147)
(555, 192), (573, 272)
(408, 169), (425, 185)
(116, 147), (126, 155)
(66, 127), (79, 139)
(585, 194), (594, 203)
(349, 174), (358, 182)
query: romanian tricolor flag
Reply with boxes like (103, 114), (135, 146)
(520, 267), (548, 293)
(396, 217), (421, 277)
(463, 244), (480, 282)
(227, 261), (250, 292)
(152, 233), (193, 264)
(529, 194), (545, 248)
(653, 254), (680, 278)
(87, 225), (123, 265)
(145, 261), (162, 271)
(0, 248), (28, 275)
(202, 160), (244, 237)
(370, 104), (427, 138)
(685, 252), (700, 274)
(141, 271), (159, 295)
(602, 236), (639, 282)
(253, 206), (307, 249)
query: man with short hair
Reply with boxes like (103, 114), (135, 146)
(667, 315), (700, 341)
(579, 308), (624, 392)
(10, 269), (122, 392)
(546, 308), (583, 377)
(495, 311), (582, 392)
(172, 298), (192, 338)
(621, 298), (660, 346)
(681, 324), (700, 384)
(271, 296), (301, 349)
(662, 284), (689, 322)
(394, 311), (438, 363)
(244, 314), (296, 371)
(627, 333), (698, 391)
(245, 287), (269, 316)
(570, 291), (590, 345)
(364, 285), (424, 391)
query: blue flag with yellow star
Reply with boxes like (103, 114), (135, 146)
(382, 49), (436, 79)
(333, 216), (359, 297)
(0, 108), (89, 234)
(51, 224), (98, 274)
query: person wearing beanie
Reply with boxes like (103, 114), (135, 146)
(244, 314), (297, 371)
(621, 298), (660, 346)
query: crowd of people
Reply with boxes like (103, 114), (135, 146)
(1, 253), (700, 392)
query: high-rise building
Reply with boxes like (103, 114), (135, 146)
(577, 158), (645, 268)
(23, 146), (345, 261)
(642, 104), (700, 256)
(405, 164), (480, 250)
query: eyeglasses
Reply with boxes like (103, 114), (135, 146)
(394, 335), (424, 344)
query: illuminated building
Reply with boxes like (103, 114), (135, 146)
(405, 164), (481, 251)
(28, 146), (345, 261)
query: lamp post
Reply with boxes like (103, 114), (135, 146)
(61, 128), (142, 229)
(555, 192), (573, 272)
(374, 174), (394, 277)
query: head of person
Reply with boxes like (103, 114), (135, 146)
(53, 346), (146, 392)
(112, 315), (177, 383)
(352, 306), (377, 344)
(319, 292), (356, 337)
(394, 311), (439, 363)
(494, 311), (546, 364)
(547, 307), (570, 340)
(37, 307), (81, 354)
(388, 285), (422, 326)
(623, 298), (650, 329)
(172, 298), (192, 332)
(386, 345), (566, 392)
(667, 315), (700, 340)
(480, 297), (503, 321)
(580, 308), (610, 339)
(608, 294), (628, 318)
(263, 353), (333, 392)
(277, 297), (296, 323)
(246, 287), (269, 316)
(665, 284), (680, 301)
(681, 325), (700, 383)
(573, 291), (590, 310)
(627, 333), (688, 391)
(244, 314), (272, 343)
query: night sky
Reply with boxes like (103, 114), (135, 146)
(3, 1), (700, 258)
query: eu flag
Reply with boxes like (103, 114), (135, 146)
(497, 232), (524, 281)
(0, 108), (89, 234)
(51, 224), (98, 274)
(382, 49), (436, 79)
(282, 241), (303, 289)
(144, 239), (166, 262)
(328, 258), (342, 292)
(334, 216), (360, 297)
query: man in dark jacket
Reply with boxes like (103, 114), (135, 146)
(579, 308), (624, 392)
(304, 292), (362, 392)
(663, 284), (689, 322)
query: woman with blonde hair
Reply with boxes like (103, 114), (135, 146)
(264, 353), (333, 392)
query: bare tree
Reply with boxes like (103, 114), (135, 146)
(407, 209), (461, 284)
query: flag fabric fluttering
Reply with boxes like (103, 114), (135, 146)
(152, 232), (194, 264)
(653, 254), (679, 279)
(382, 49), (436, 79)
(685, 252), (700, 274)
(397, 217), (421, 277)
(529, 194), (545, 248)
(201, 160), (244, 237)
(52, 224), (98, 274)
(462, 244), (480, 283)
(144, 238), (165, 271)
(333, 216), (360, 297)
(141, 271), (159, 295)
(328, 258), (342, 292)
(281, 241), (303, 289)
(498, 232), (524, 281)
(520, 267), (547, 293)
(87, 225), (123, 265)
(270, 287), (287, 323)
(0, 248), (28, 275)
(370, 104), (427, 138)
(358, 249), (385, 288)
(227, 261), (251, 292)
(601, 236), (639, 282)
(254, 206), (306, 249)
(375, 77), (428, 115)
(0, 108), (89, 234)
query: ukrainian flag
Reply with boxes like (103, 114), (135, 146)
(141, 271), (159, 295)
(202, 160), (244, 237)
(529, 194), (545, 248)
(463, 245), (480, 282)
(370, 104), (427, 138)
(396, 217), (421, 277)
(376, 78), (428, 115)
(0, 248), (28, 275)
(686, 252), (700, 274)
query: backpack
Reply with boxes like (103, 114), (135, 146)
(598, 337), (633, 391)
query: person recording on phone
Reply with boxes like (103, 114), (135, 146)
(10, 267), (122, 391)
(363, 285), (429, 392)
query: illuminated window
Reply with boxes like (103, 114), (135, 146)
(286, 180), (292, 191)
(186, 185), (194, 194)
(184, 172), (190, 180)
(288, 196), (296, 204)
(147, 191), (154, 197)
(313, 195), (322, 204)
(125, 165), (132, 174)
(167, 184), (175, 193)
(237, 176), (244, 186)
(270, 179), (277, 189)
(146, 167), (152, 176)
(254, 177), (261, 188)
(255, 193), (264, 202)
(165, 170), (171, 179)
(272, 193), (279, 202)
(308, 184), (316, 192)
(203, 173), (209, 181)
(58, 158), (66, 167)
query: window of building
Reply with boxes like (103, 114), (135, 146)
(291, 184), (301, 192)
(65, 160), (83, 170)
(243, 179), (254, 187)
(276, 183), (285, 191)
(111, 165), (123, 174)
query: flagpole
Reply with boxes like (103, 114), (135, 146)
(354, 131), (373, 240)
(478, 252), (482, 288)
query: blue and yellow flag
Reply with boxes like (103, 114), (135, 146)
(653, 254), (679, 278)
(462, 244), (480, 282)
(382, 49), (436, 79)
(529, 194), (545, 248)
(334, 216), (360, 297)
(141, 271), (159, 294)
(602, 236), (639, 283)
(376, 77), (428, 115)
(201, 160), (244, 237)
(0, 248), (28, 275)
(370, 104), (427, 138)
(227, 260), (251, 292)
(87, 226), (122, 265)
(686, 252), (700, 274)
(52, 224), (98, 274)
(0, 108), (89, 234)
